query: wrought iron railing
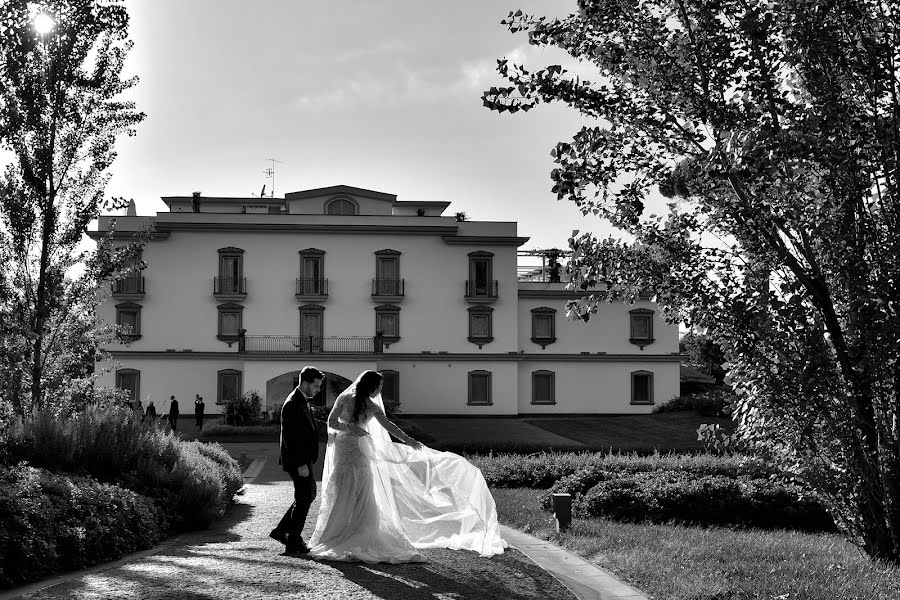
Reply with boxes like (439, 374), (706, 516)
(240, 335), (378, 354)
(214, 276), (247, 295)
(465, 279), (499, 298)
(295, 278), (328, 296)
(372, 278), (405, 297)
(111, 276), (144, 295)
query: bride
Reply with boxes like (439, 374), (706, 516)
(307, 370), (507, 563)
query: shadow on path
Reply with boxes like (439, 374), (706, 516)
(322, 549), (569, 600)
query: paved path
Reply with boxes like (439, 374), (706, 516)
(500, 527), (649, 600)
(9, 457), (575, 600)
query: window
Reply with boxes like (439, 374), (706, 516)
(218, 369), (242, 405)
(631, 370), (654, 404)
(467, 251), (496, 297)
(217, 247), (244, 294)
(115, 368), (140, 403)
(115, 302), (142, 340)
(299, 304), (325, 352)
(375, 305), (400, 343)
(629, 308), (655, 349)
(468, 370), (492, 405)
(298, 248), (326, 296)
(325, 197), (358, 215)
(467, 306), (493, 347)
(532, 370), (556, 405)
(374, 249), (402, 296)
(531, 307), (557, 348)
(381, 370), (399, 407)
(217, 303), (243, 342)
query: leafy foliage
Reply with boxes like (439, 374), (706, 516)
(222, 390), (263, 426)
(0, 0), (147, 416)
(484, 0), (900, 562)
(543, 464), (833, 531)
(5, 406), (242, 531)
(472, 449), (776, 489)
(680, 331), (728, 384)
(654, 387), (736, 416)
(0, 463), (163, 588)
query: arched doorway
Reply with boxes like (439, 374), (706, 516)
(265, 370), (353, 411)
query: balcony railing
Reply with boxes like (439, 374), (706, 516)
(239, 335), (378, 354)
(465, 279), (499, 299)
(111, 276), (145, 295)
(295, 278), (329, 297)
(214, 276), (247, 296)
(372, 278), (405, 297)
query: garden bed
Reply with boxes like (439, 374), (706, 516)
(0, 406), (244, 588)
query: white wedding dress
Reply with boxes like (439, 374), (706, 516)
(307, 392), (507, 563)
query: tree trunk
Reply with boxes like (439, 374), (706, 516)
(29, 183), (55, 413)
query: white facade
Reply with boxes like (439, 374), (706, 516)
(90, 185), (680, 415)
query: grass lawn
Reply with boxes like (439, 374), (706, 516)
(492, 488), (900, 600)
(526, 412), (735, 452)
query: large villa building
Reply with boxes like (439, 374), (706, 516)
(88, 185), (680, 415)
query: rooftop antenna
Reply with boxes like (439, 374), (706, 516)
(263, 157), (284, 198)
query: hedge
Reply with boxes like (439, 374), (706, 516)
(471, 450), (777, 489)
(6, 406), (243, 531)
(0, 463), (164, 588)
(544, 468), (834, 532)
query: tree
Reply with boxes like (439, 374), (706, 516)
(0, 0), (145, 415)
(680, 330), (727, 385)
(484, 0), (900, 562)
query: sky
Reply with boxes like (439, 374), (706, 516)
(99, 0), (672, 251)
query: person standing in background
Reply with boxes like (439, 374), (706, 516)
(168, 395), (179, 432)
(195, 395), (205, 430)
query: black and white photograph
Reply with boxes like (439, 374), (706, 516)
(1, 0), (900, 598)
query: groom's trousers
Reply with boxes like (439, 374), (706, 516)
(277, 463), (317, 541)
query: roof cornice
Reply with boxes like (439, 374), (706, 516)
(442, 235), (530, 246)
(154, 222), (460, 235)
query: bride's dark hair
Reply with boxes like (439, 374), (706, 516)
(351, 370), (383, 423)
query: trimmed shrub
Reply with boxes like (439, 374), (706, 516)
(550, 469), (835, 532)
(6, 406), (242, 531)
(653, 387), (737, 417)
(0, 463), (164, 588)
(195, 441), (244, 499)
(474, 450), (776, 490)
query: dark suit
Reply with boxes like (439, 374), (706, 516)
(168, 399), (179, 431)
(276, 387), (319, 545)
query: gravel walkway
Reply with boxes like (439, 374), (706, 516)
(13, 458), (574, 600)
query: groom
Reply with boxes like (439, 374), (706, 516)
(270, 366), (323, 555)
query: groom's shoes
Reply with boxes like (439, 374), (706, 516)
(269, 528), (289, 546)
(284, 535), (311, 556)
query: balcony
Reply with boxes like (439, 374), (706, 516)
(213, 276), (247, 300)
(111, 276), (145, 298)
(239, 335), (380, 354)
(465, 279), (499, 303)
(295, 278), (329, 300)
(372, 278), (405, 302)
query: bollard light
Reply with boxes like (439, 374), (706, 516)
(552, 492), (572, 532)
(240, 451), (248, 466)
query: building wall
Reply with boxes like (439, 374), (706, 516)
(516, 360), (680, 414)
(94, 356), (238, 414)
(517, 293), (679, 355)
(377, 359), (519, 415)
(101, 229), (521, 355)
